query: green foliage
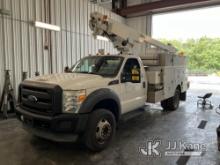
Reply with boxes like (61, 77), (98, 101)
(160, 37), (220, 74)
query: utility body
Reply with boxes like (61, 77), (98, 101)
(16, 12), (189, 151)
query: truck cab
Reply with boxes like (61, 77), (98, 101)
(71, 55), (147, 113)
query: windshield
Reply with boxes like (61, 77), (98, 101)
(72, 56), (124, 77)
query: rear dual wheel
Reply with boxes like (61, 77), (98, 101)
(161, 88), (180, 111)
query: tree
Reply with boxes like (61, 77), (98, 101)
(160, 37), (220, 74)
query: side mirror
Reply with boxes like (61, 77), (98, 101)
(121, 72), (140, 83)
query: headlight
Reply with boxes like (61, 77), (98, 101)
(63, 90), (86, 113)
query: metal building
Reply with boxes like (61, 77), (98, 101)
(0, 0), (125, 98)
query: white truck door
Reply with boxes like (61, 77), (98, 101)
(120, 58), (146, 113)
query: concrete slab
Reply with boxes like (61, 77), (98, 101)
(0, 76), (219, 165)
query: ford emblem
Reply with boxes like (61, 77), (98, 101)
(28, 95), (38, 103)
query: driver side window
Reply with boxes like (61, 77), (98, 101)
(121, 59), (141, 83)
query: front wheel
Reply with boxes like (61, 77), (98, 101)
(83, 109), (116, 152)
(161, 88), (180, 111)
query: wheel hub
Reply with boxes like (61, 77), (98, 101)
(96, 119), (112, 144)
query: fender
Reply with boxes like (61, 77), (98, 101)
(78, 88), (121, 115)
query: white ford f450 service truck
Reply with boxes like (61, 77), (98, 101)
(16, 12), (189, 151)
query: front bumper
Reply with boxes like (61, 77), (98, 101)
(16, 106), (89, 142)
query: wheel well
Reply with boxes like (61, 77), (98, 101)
(93, 99), (120, 121)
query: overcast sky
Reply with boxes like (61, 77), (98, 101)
(152, 6), (220, 40)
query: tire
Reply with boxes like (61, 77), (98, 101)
(83, 109), (116, 152)
(180, 91), (187, 101)
(161, 88), (181, 111)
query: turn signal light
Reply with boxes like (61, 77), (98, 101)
(78, 95), (86, 103)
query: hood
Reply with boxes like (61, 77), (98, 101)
(26, 73), (111, 90)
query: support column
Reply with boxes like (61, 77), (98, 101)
(145, 14), (152, 50)
(146, 14), (152, 37)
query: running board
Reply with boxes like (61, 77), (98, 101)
(120, 108), (145, 122)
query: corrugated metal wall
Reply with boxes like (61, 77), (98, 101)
(0, 0), (125, 98)
(126, 0), (152, 56)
